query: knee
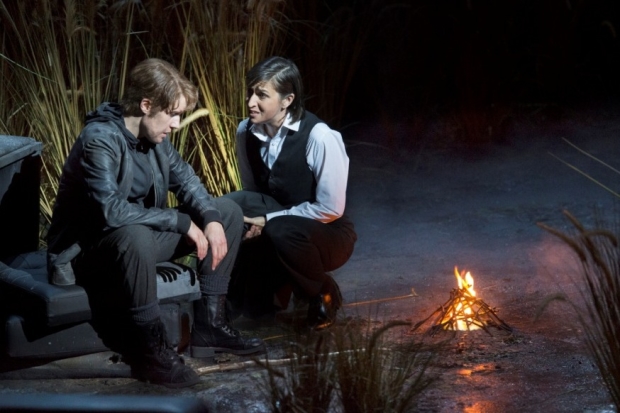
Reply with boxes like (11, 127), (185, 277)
(263, 217), (305, 249)
(111, 225), (154, 258)
(215, 197), (244, 232)
(222, 190), (248, 206)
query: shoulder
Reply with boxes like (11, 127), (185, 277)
(81, 119), (122, 136)
(308, 122), (342, 146)
(302, 112), (335, 137)
(237, 118), (250, 135)
(298, 111), (333, 140)
(79, 122), (125, 150)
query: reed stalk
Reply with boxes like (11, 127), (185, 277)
(538, 211), (620, 408)
(258, 333), (336, 412)
(0, 0), (288, 236)
(258, 321), (435, 412)
(172, 0), (286, 196)
(0, 0), (138, 231)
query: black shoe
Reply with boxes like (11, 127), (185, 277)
(130, 319), (201, 388)
(307, 274), (343, 330)
(191, 295), (266, 358)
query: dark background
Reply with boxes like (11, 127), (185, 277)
(4, 0), (620, 149)
(284, 0), (620, 147)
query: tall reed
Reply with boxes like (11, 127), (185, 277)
(0, 38), (22, 136)
(0, 0), (137, 227)
(538, 211), (620, 408)
(172, 0), (287, 196)
(334, 321), (435, 412)
(0, 0), (288, 234)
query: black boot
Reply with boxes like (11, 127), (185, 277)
(129, 318), (201, 388)
(307, 274), (343, 330)
(190, 295), (266, 358)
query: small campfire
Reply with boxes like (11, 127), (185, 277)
(411, 267), (511, 336)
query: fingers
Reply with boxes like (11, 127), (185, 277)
(209, 239), (228, 270)
(187, 221), (208, 260)
(243, 224), (262, 240)
(204, 222), (227, 270)
(196, 236), (208, 261)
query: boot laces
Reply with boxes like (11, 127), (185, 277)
(220, 323), (241, 338)
(153, 323), (183, 364)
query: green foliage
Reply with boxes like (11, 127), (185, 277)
(260, 333), (336, 412)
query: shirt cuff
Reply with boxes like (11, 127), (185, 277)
(266, 210), (286, 221)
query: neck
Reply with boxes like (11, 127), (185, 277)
(124, 116), (141, 139)
(265, 112), (287, 138)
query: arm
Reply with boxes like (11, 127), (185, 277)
(266, 123), (349, 223)
(82, 134), (185, 233)
(165, 139), (222, 228)
(166, 139), (228, 269)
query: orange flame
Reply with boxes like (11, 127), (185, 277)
(452, 267), (480, 331)
(455, 267), (476, 297)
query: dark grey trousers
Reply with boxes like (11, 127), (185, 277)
(75, 197), (243, 316)
(224, 190), (357, 314)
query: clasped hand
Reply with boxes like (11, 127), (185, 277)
(243, 216), (266, 240)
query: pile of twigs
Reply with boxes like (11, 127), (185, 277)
(410, 287), (512, 336)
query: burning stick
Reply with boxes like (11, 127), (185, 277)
(410, 267), (511, 336)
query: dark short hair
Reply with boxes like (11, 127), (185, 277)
(246, 56), (304, 122)
(121, 58), (198, 116)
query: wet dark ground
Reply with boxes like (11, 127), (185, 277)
(2, 105), (620, 412)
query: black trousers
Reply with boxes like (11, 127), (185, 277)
(224, 190), (357, 315)
(75, 197), (243, 316)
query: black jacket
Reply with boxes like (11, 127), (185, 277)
(46, 102), (219, 283)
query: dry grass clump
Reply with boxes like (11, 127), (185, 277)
(538, 210), (620, 408)
(172, 0), (286, 197)
(0, 0), (156, 232)
(260, 333), (336, 412)
(0, 0), (288, 239)
(258, 321), (436, 413)
(0, 0), (125, 222)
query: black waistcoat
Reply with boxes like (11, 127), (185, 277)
(246, 111), (321, 208)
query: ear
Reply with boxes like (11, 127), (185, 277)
(139, 98), (152, 115)
(282, 93), (295, 110)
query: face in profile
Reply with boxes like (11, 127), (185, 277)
(246, 80), (292, 127)
(140, 95), (187, 144)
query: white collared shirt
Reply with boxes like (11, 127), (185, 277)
(236, 114), (349, 223)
